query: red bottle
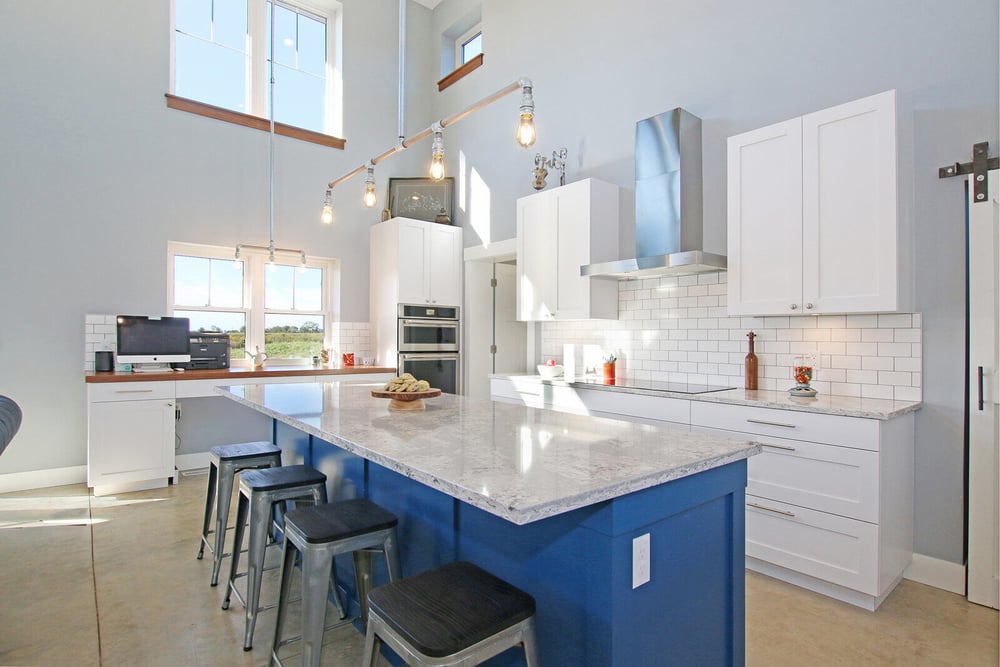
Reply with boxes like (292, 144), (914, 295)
(745, 332), (758, 390)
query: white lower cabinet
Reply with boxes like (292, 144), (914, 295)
(87, 382), (176, 495)
(691, 401), (913, 610)
(490, 376), (915, 610)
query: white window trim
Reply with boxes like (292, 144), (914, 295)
(169, 0), (343, 137)
(454, 23), (482, 67)
(167, 241), (339, 367)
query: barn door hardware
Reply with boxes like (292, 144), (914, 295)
(939, 141), (998, 203)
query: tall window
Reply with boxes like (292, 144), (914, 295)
(169, 242), (337, 363)
(172, 0), (339, 136)
(455, 24), (482, 66)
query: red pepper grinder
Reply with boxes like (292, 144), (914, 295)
(745, 331), (758, 390)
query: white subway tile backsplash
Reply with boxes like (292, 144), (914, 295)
(539, 276), (921, 401)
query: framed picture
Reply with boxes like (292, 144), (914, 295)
(387, 177), (454, 223)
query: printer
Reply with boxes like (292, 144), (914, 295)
(180, 332), (230, 370)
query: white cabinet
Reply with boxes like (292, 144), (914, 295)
(727, 90), (900, 315)
(374, 217), (463, 308)
(690, 401), (914, 610)
(87, 382), (176, 495)
(516, 178), (619, 321)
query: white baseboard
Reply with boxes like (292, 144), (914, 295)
(0, 465), (87, 494)
(904, 553), (966, 595)
(174, 452), (212, 472)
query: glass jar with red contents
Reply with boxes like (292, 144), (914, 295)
(789, 354), (818, 397)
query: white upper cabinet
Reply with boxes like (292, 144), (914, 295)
(516, 178), (619, 321)
(374, 217), (463, 308)
(728, 90), (899, 316)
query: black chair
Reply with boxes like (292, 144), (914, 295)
(0, 395), (22, 457)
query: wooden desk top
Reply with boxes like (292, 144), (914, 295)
(85, 366), (396, 384)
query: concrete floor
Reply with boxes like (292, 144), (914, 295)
(0, 475), (996, 666)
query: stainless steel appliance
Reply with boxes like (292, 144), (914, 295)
(397, 304), (460, 394)
(397, 304), (459, 352)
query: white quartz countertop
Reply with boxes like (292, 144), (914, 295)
(493, 374), (921, 420)
(216, 381), (760, 525)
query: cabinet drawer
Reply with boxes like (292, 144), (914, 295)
(88, 381), (175, 402)
(748, 433), (877, 521)
(746, 494), (878, 595)
(691, 401), (878, 450)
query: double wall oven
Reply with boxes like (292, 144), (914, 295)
(397, 304), (460, 394)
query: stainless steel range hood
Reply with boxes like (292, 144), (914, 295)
(581, 108), (726, 279)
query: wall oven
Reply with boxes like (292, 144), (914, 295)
(397, 304), (460, 394)
(397, 304), (459, 352)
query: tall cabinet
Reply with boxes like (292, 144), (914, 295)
(370, 217), (463, 365)
(727, 90), (900, 315)
(516, 178), (619, 321)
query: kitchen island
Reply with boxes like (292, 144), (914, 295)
(217, 380), (760, 666)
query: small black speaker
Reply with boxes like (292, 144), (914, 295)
(95, 350), (114, 372)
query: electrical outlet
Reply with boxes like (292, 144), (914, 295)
(632, 533), (650, 589)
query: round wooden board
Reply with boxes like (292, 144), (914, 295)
(371, 388), (441, 410)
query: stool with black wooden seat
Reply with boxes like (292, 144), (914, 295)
(269, 498), (402, 667)
(362, 560), (539, 667)
(222, 464), (328, 651)
(197, 441), (282, 586)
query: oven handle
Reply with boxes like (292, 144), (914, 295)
(399, 353), (460, 361)
(399, 319), (459, 328)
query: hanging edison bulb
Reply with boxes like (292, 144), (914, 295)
(363, 164), (377, 208)
(516, 82), (536, 147)
(321, 189), (334, 224)
(429, 126), (445, 181)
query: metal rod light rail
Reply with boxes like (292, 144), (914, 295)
(321, 78), (536, 223)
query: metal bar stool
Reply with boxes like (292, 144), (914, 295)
(362, 561), (539, 667)
(270, 498), (402, 667)
(197, 442), (282, 586)
(223, 464), (328, 651)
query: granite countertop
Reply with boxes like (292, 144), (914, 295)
(216, 380), (760, 525)
(492, 374), (921, 420)
(86, 366), (396, 383)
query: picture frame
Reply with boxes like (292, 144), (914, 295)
(387, 177), (454, 223)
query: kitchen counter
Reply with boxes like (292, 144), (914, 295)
(85, 366), (395, 383)
(493, 373), (921, 420)
(217, 378), (756, 665)
(217, 380), (759, 525)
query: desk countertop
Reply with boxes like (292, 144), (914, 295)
(85, 366), (396, 383)
(216, 380), (760, 525)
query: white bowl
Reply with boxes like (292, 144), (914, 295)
(537, 364), (564, 379)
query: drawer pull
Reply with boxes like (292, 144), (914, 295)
(114, 389), (155, 394)
(747, 502), (796, 517)
(747, 418), (797, 429)
(761, 442), (797, 452)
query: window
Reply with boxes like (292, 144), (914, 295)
(455, 24), (482, 67)
(171, 0), (341, 137)
(168, 242), (337, 364)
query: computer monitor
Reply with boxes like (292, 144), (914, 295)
(116, 316), (191, 371)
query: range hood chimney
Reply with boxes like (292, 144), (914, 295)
(581, 108), (726, 279)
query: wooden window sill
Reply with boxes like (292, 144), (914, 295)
(165, 94), (346, 150)
(437, 53), (484, 92)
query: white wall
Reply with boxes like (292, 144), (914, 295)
(0, 1), (435, 475)
(429, 0), (998, 565)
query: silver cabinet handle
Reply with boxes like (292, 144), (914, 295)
(978, 366), (984, 411)
(761, 442), (797, 452)
(114, 389), (155, 394)
(790, 303), (799, 310)
(805, 302), (814, 310)
(747, 418), (797, 429)
(747, 502), (796, 517)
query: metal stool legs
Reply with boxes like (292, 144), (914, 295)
(223, 476), (327, 651)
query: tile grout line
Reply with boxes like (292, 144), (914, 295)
(87, 494), (104, 667)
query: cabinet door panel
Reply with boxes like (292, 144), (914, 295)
(428, 224), (461, 306)
(802, 90), (896, 313)
(517, 194), (557, 320)
(727, 118), (803, 315)
(89, 399), (175, 486)
(397, 221), (429, 305)
(555, 188), (590, 318)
